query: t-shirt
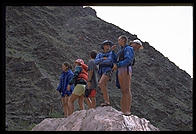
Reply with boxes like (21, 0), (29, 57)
(87, 59), (98, 89)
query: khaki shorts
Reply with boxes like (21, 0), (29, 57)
(72, 84), (86, 96)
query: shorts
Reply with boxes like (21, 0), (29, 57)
(72, 84), (86, 96)
(61, 93), (71, 98)
(88, 89), (96, 98)
(98, 71), (112, 81)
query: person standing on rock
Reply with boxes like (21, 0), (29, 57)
(112, 35), (143, 116)
(56, 62), (74, 117)
(95, 40), (117, 106)
(84, 50), (98, 109)
(67, 59), (88, 115)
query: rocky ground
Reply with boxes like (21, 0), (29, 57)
(5, 6), (192, 131)
(32, 106), (159, 131)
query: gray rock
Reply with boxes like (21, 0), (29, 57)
(32, 106), (159, 131)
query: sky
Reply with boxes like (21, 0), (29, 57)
(88, 6), (193, 78)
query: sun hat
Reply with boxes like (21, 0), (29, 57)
(100, 40), (114, 49)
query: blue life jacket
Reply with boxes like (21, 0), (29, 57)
(95, 50), (116, 76)
(116, 45), (135, 68)
(115, 45), (135, 88)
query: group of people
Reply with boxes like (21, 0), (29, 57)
(56, 35), (143, 117)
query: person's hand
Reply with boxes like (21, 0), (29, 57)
(111, 45), (117, 51)
(103, 57), (107, 60)
(67, 85), (70, 91)
(112, 64), (117, 71)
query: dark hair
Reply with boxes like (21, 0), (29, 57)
(63, 62), (72, 70)
(90, 50), (97, 59)
(119, 35), (128, 44)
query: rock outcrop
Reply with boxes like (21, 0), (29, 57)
(32, 106), (159, 131)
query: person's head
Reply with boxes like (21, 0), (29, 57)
(129, 39), (143, 51)
(118, 35), (128, 46)
(100, 40), (113, 52)
(74, 59), (84, 66)
(90, 50), (97, 59)
(62, 62), (72, 72)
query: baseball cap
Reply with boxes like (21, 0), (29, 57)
(130, 39), (143, 49)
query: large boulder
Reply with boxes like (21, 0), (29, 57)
(32, 106), (159, 131)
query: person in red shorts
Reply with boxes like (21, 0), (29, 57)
(85, 50), (98, 109)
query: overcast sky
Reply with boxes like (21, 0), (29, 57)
(89, 6), (193, 78)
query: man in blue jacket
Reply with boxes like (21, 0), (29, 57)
(95, 40), (116, 106)
(112, 35), (135, 116)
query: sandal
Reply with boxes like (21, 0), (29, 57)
(101, 102), (111, 107)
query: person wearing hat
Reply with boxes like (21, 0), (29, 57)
(94, 40), (117, 106)
(129, 39), (143, 51)
(112, 36), (143, 116)
(67, 59), (88, 115)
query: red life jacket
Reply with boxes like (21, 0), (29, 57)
(77, 63), (88, 81)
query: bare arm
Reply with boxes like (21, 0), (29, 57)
(88, 70), (93, 81)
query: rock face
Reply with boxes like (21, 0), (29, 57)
(32, 106), (159, 131)
(6, 6), (192, 130)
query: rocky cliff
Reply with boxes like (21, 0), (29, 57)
(6, 6), (192, 131)
(32, 106), (159, 131)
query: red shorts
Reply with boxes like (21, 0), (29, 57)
(88, 89), (96, 98)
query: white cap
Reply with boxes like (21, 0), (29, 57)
(131, 40), (143, 49)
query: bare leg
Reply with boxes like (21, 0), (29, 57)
(91, 97), (96, 108)
(99, 74), (110, 104)
(85, 97), (92, 109)
(61, 97), (66, 117)
(68, 94), (79, 115)
(118, 67), (132, 114)
(61, 96), (69, 117)
(78, 95), (84, 110)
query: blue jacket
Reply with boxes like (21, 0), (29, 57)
(116, 45), (134, 68)
(95, 50), (117, 75)
(56, 69), (74, 97)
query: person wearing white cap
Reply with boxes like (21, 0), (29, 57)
(129, 39), (144, 50)
(112, 36), (144, 116)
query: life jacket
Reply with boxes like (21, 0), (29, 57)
(99, 51), (114, 68)
(77, 63), (88, 82)
(118, 45), (135, 66)
(118, 45), (135, 74)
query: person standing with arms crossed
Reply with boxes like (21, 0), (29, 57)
(95, 40), (117, 106)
